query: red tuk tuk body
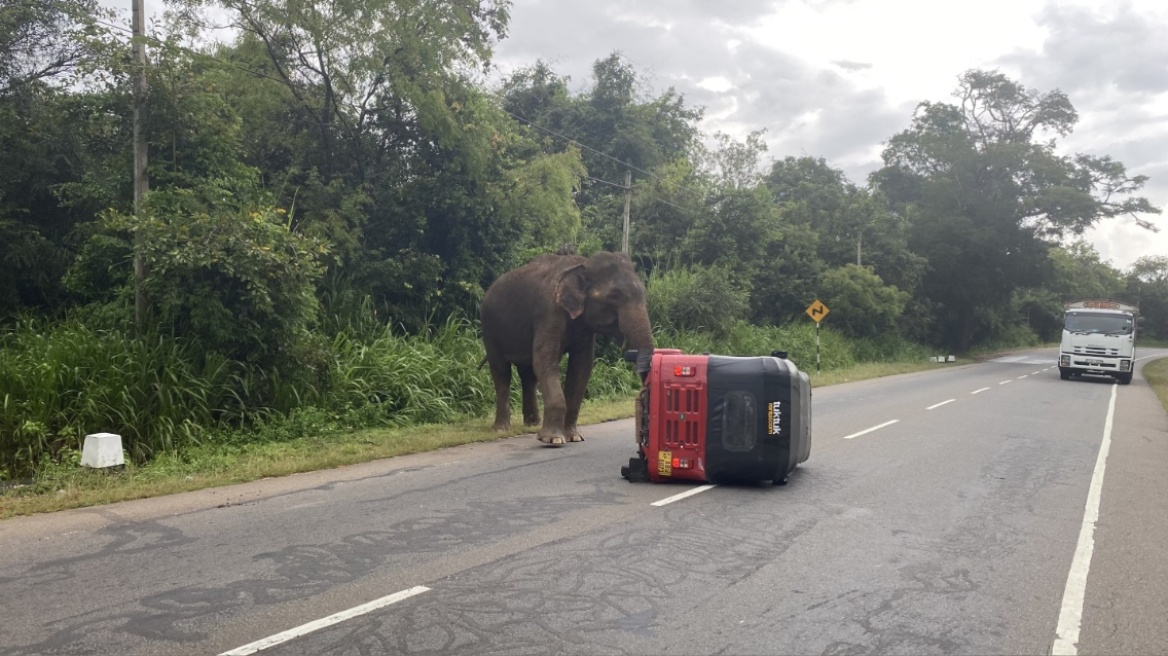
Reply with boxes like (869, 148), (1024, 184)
(623, 349), (811, 486)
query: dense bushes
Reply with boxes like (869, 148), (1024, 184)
(2, 306), (938, 479)
(0, 319), (230, 477)
(645, 264), (750, 337)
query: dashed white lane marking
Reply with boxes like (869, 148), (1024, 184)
(842, 419), (899, 440)
(651, 484), (716, 507)
(1052, 383), (1118, 655)
(999, 380), (1013, 385)
(1033, 371), (1042, 375)
(220, 586), (431, 655)
(1019, 375), (1029, 379)
(971, 387), (990, 395)
(926, 399), (956, 410)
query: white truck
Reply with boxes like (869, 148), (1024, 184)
(1058, 299), (1139, 384)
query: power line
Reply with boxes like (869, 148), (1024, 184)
(496, 104), (709, 200)
(582, 177), (706, 220)
(584, 174), (625, 190)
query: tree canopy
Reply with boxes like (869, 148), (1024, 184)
(0, 1), (1161, 355)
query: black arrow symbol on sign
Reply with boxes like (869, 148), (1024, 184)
(811, 307), (824, 318)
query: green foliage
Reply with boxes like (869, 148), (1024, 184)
(320, 317), (492, 428)
(850, 333), (933, 363)
(646, 264), (750, 337)
(818, 264), (910, 338)
(656, 321), (858, 372)
(874, 69), (1159, 350)
(1129, 255), (1168, 340)
(5, 12), (1166, 485)
(0, 0), (105, 94)
(1049, 241), (1126, 301)
(0, 318), (232, 477)
(105, 194), (326, 369)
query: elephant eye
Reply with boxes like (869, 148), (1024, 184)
(606, 289), (622, 301)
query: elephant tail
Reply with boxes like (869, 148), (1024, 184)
(477, 356), (487, 370)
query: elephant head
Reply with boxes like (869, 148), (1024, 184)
(553, 251), (655, 354)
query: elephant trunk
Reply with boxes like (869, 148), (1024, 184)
(619, 306), (655, 382)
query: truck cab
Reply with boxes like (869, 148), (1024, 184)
(1058, 300), (1138, 385)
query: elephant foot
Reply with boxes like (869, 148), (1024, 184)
(537, 434), (566, 447)
(565, 427), (584, 442)
(523, 415), (541, 427)
(492, 420), (511, 433)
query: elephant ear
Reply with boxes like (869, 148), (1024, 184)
(554, 263), (588, 319)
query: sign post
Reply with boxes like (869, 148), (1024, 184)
(804, 299), (830, 373)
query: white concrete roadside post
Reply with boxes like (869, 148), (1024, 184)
(81, 433), (125, 469)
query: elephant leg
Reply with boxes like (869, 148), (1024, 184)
(562, 341), (595, 442)
(488, 359), (513, 432)
(533, 346), (568, 446)
(518, 365), (540, 426)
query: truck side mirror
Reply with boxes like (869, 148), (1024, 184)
(1137, 316), (1146, 326)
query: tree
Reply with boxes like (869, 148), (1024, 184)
(873, 70), (1160, 350)
(1014, 241), (1126, 340)
(818, 264), (909, 339)
(758, 156), (923, 326)
(0, 0), (116, 319)
(0, 0), (103, 96)
(1128, 256), (1168, 340)
(499, 53), (705, 254)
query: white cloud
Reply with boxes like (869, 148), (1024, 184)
(100, 0), (1168, 268)
(494, 0), (1168, 269)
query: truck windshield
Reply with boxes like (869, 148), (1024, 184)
(1064, 311), (1133, 335)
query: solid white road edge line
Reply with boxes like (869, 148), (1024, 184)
(651, 484), (716, 507)
(926, 399), (955, 410)
(219, 586), (431, 656)
(1051, 383), (1118, 656)
(842, 419), (899, 440)
(971, 387), (990, 395)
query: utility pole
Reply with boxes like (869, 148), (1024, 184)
(621, 168), (631, 254)
(132, 0), (149, 333)
(856, 230), (862, 266)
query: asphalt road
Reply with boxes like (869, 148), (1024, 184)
(1, 347), (1165, 656)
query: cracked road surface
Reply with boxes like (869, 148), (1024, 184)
(1, 347), (1165, 655)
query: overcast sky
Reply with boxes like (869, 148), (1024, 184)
(489, 0), (1168, 270)
(109, 0), (1167, 270)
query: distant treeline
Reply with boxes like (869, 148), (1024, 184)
(1, 0), (1166, 477)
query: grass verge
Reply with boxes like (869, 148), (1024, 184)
(1143, 357), (1168, 413)
(0, 357), (966, 520)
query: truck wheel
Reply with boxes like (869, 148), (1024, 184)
(1117, 373), (1133, 385)
(1059, 369), (1071, 380)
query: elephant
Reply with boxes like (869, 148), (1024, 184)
(480, 250), (654, 446)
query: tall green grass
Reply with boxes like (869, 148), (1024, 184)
(0, 318), (234, 477)
(650, 320), (927, 371)
(1, 310), (930, 480)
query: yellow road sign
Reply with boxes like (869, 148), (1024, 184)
(805, 299), (829, 323)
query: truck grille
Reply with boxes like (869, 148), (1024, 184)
(1073, 346), (1119, 357)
